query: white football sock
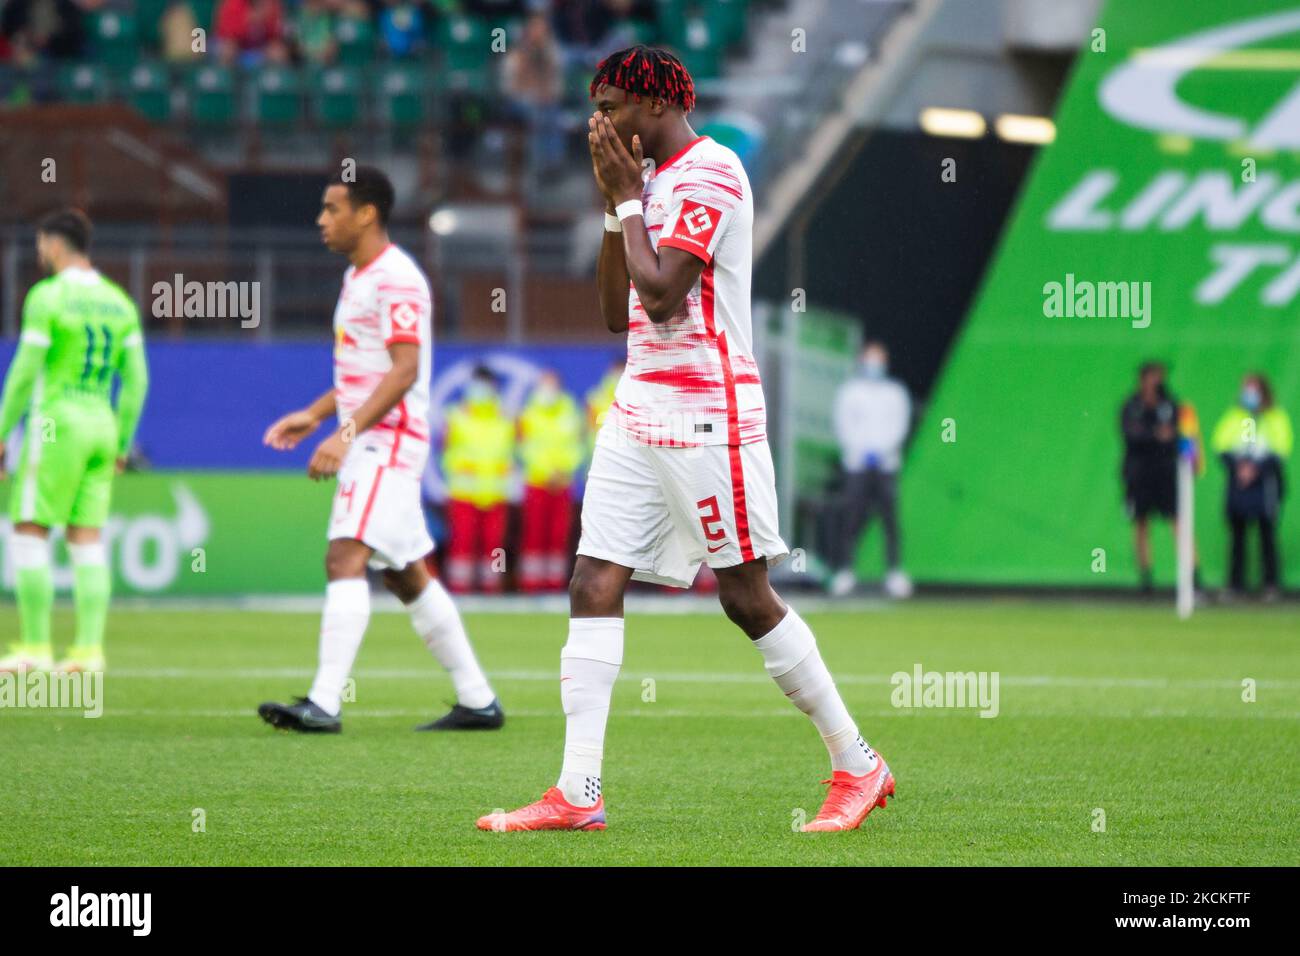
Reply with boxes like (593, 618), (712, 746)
(307, 578), (371, 717)
(407, 578), (495, 709)
(10, 531), (50, 570)
(556, 617), (623, 807)
(67, 541), (108, 566)
(752, 607), (879, 775)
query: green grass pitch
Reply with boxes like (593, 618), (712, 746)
(3, 599), (1297, 866)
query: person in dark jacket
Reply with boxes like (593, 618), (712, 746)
(1120, 361), (1194, 592)
(1, 0), (86, 62)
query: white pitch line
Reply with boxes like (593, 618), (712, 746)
(4, 707), (1298, 720)
(101, 667), (1300, 690)
(110, 594), (898, 615)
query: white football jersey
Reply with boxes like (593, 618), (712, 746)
(610, 135), (766, 447)
(331, 243), (432, 475)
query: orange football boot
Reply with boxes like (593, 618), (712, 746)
(477, 788), (607, 832)
(802, 759), (895, 832)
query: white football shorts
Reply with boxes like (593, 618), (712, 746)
(577, 423), (789, 588)
(328, 444), (434, 570)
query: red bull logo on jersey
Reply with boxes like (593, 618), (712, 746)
(335, 326), (357, 356)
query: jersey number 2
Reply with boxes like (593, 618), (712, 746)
(697, 496), (727, 545)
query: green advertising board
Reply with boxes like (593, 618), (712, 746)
(886, 0), (1300, 586)
(1, 472), (337, 595)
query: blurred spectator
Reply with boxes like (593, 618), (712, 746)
(215, 0), (289, 66)
(441, 365), (515, 594)
(1211, 373), (1294, 601)
(334, 0), (373, 58)
(378, 0), (424, 59)
(553, 0), (652, 57)
(503, 13), (566, 175)
(1121, 361), (1191, 593)
(290, 0), (338, 65)
(827, 342), (912, 598)
(465, 0), (527, 19)
(1, 0), (86, 64)
(517, 370), (583, 592)
(584, 357), (622, 454)
(161, 0), (202, 63)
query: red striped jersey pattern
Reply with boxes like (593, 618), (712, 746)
(611, 135), (766, 448)
(331, 243), (433, 475)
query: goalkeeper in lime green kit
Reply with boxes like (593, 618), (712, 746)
(0, 209), (148, 674)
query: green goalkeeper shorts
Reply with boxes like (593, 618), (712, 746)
(9, 398), (119, 529)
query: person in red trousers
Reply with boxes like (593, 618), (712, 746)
(441, 365), (515, 593)
(517, 370), (584, 591)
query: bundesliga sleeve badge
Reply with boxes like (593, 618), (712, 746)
(668, 200), (723, 255)
(387, 301), (421, 342)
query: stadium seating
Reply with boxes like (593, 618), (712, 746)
(433, 14), (492, 92)
(9, 3), (759, 135)
(376, 63), (430, 128)
(336, 14), (379, 66)
(676, 16), (723, 80)
(191, 0), (218, 35)
(312, 66), (363, 128)
(708, 0), (749, 48)
(57, 63), (110, 104)
(254, 65), (304, 126)
(187, 62), (238, 126)
(124, 62), (172, 123)
(89, 9), (140, 70)
(135, 0), (171, 50)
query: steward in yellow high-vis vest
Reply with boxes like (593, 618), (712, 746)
(1210, 374), (1293, 595)
(441, 367), (514, 593)
(584, 360), (622, 455)
(518, 371), (583, 592)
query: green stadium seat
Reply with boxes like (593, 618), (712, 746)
(565, 59), (591, 105)
(435, 14), (490, 92)
(124, 62), (173, 123)
(58, 63), (110, 104)
(313, 66), (363, 128)
(89, 10), (139, 69)
(626, 18), (659, 46)
(676, 17), (723, 80)
(335, 14), (377, 66)
(697, 117), (760, 166)
(253, 65), (304, 125)
(375, 63), (428, 127)
(136, 0), (172, 50)
(655, 0), (689, 47)
(655, 0), (688, 26)
(186, 63), (237, 126)
(705, 0), (748, 49)
(190, 0), (217, 32)
(660, 0), (745, 52)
